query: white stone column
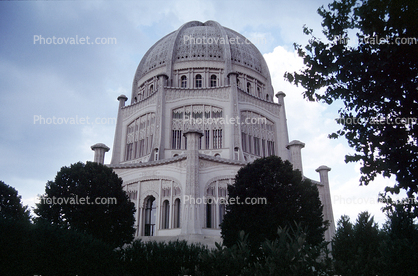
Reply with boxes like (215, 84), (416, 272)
(286, 140), (305, 175)
(228, 72), (243, 160)
(111, 95), (128, 164)
(316, 165), (336, 242)
(136, 182), (141, 237)
(276, 91), (291, 161)
(91, 143), (110, 164)
(169, 180), (173, 228)
(156, 179), (162, 234)
(181, 129), (203, 235)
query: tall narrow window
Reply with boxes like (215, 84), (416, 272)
(257, 87), (261, 98)
(241, 133), (247, 152)
(210, 75), (217, 87)
(254, 137), (260, 156)
(181, 75), (187, 88)
(206, 202), (214, 228)
(267, 141), (275, 156)
(172, 130), (182, 149)
(144, 197), (156, 236)
(149, 85), (153, 94)
(205, 130), (210, 149)
(139, 139), (145, 156)
(196, 74), (202, 88)
(174, 198), (180, 228)
(134, 141), (138, 159)
(213, 129), (222, 149)
(247, 82), (251, 93)
(262, 139), (266, 157)
(219, 203), (225, 226)
(162, 200), (170, 229)
(125, 143), (133, 160)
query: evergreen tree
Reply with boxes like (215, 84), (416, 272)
(332, 212), (381, 275)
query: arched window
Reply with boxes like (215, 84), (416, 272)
(266, 94), (269, 101)
(144, 196), (156, 236)
(173, 198), (181, 228)
(247, 82), (251, 93)
(181, 75), (187, 88)
(195, 74), (202, 88)
(210, 75), (217, 87)
(257, 87), (261, 98)
(162, 200), (170, 229)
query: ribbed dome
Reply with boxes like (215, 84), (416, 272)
(132, 20), (272, 94)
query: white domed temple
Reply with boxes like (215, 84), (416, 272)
(91, 20), (335, 245)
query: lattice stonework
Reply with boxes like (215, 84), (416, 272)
(240, 111), (276, 157)
(125, 113), (156, 161)
(175, 26), (224, 61)
(205, 179), (230, 229)
(171, 105), (224, 150)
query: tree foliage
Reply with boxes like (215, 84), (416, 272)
(379, 203), (418, 275)
(332, 212), (381, 275)
(221, 156), (327, 254)
(187, 225), (332, 276)
(286, 0), (418, 200)
(0, 180), (30, 222)
(118, 239), (207, 276)
(0, 219), (122, 276)
(35, 161), (135, 248)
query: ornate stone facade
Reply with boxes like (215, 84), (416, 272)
(92, 20), (335, 246)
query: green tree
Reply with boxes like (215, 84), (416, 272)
(119, 239), (208, 276)
(379, 204), (418, 275)
(331, 215), (355, 274)
(0, 180), (30, 222)
(0, 219), (122, 276)
(286, 0), (418, 201)
(35, 161), (135, 248)
(332, 212), (381, 275)
(221, 156), (327, 254)
(188, 225), (332, 276)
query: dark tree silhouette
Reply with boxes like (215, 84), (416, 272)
(332, 212), (381, 275)
(35, 161), (135, 248)
(0, 180), (30, 222)
(221, 156), (327, 253)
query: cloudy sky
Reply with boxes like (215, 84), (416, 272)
(0, 0), (399, 225)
